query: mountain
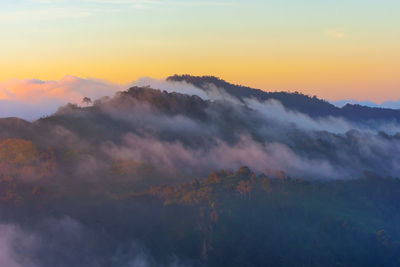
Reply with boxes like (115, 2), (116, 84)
(1, 80), (400, 266)
(2, 84), (400, 180)
(167, 74), (400, 122)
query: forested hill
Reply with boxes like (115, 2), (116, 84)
(167, 74), (400, 121)
(2, 84), (400, 180)
(1, 82), (400, 266)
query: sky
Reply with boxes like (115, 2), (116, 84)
(0, 0), (399, 103)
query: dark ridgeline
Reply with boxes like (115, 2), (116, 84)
(1, 76), (400, 266)
(168, 74), (400, 121)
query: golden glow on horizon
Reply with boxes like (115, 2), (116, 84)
(2, 50), (398, 102)
(0, 0), (399, 102)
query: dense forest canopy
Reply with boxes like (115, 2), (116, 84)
(1, 76), (400, 266)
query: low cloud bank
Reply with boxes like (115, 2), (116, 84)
(0, 76), (224, 120)
(0, 76), (126, 120)
(2, 75), (400, 181)
(2, 75), (400, 121)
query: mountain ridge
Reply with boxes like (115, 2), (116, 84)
(167, 74), (400, 122)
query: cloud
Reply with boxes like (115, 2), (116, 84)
(0, 76), (124, 103)
(0, 224), (36, 267)
(132, 77), (209, 99)
(3, 74), (400, 181)
(245, 98), (356, 134)
(0, 76), (126, 120)
(0, 75), (231, 121)
(245, 98), (400, 134)
(0, 217), (190, 267)
(87, 82), (400, 180)
(102, 133), (348, 180)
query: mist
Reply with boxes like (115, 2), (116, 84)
(4, 77), (400, 183)
(2, 76), (400, 266)
(0, 218), (191, 267)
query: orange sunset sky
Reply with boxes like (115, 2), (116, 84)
(0, 0), (399, 102)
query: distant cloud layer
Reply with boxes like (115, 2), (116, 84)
(0, 76), (215, 121)
(0, 76), (125, 120)
(1, 75), (400, 121)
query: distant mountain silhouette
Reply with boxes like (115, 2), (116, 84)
(167, 74), (400, 122)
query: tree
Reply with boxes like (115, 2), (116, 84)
(237, 180), (247, 199)
(262, 178), (272, 193)
(275, 170), (286, 181)
(82, 97), (92, 106)
(237, 179), (254, 199)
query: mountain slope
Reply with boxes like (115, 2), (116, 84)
(167, 75), (400, 122)
(1, 83), (400, 266)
